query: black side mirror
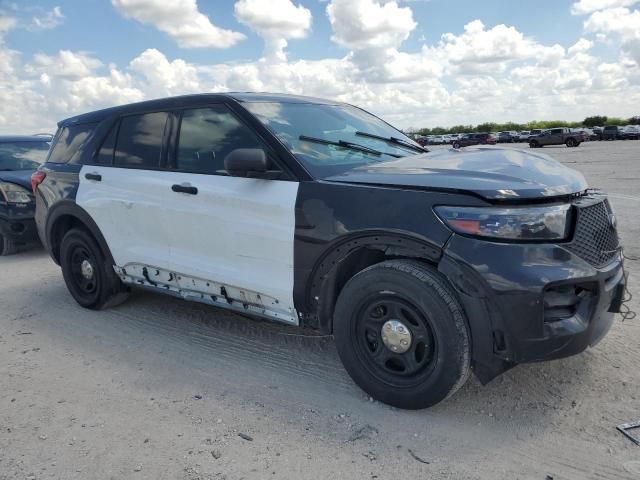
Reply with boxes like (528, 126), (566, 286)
(224, 148), (281, 179)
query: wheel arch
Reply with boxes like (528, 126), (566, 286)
(303, 230), (444, 334)
(45, 200), (115, 266)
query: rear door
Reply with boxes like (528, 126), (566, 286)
(163, 104), (300, 323)
(76, 111), (174, 270)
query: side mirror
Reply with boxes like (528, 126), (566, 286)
(225, 148), (272, 178)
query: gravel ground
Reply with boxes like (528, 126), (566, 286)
(1, 141), (639, 480)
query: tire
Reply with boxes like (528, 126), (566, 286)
(0, 233), (19, 256)
(59, 228), (129, 310)
(529, 141), (539, 148)
(566, 138), (576, 147)
(333, 260), (471, 409)
(453, 142), (461, 149)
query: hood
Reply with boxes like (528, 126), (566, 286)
(0, 169), (34, 190)
(324, 146), (588, 200)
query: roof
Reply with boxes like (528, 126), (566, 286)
(59, 92), (341, 127)
(0, 135), (53, 143)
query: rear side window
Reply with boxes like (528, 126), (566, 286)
(93, 121), (118, 165)
(175, 106), (261, 174)
(551, 129), (563, 134)
(114, 112), (168, 169)
(48, 123), (96, 164)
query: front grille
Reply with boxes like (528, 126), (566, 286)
(566, 198), (620, 267)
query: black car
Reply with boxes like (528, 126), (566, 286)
(34, 93), (625, 409)
(603, 126), (624, 140)
(0, 135), (51, 255)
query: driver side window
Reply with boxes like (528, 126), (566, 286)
(175, 106), (261, 175)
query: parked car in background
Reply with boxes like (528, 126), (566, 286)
(517, 131), (530, 142)
(603, 126), (624, 140)
(0, 135), (51, 255)
(416, 136), (429, 147)
(591, 127), (604, 140)
(429, 135), (446, 145)
(497, 132), (515, 143)
(622, 125), (640, 140)
(452, 133), (496, 149)
(529, 128), (582, 148)
(34, 92), (625, 409)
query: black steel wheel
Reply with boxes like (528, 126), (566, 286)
(334, 260), (470, 409)
(354, 295), (437, 386)
(60, 228), (129, 310)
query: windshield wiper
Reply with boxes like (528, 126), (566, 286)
(299, 135), (402, 158)
(355, 131), (428, 153)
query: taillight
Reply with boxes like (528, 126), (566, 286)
(31, 171), (46, 194)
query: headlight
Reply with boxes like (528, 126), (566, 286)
(435, 204), (572, 241)
(0, 182), (32, 204)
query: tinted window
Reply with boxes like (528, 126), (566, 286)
(551, 129), (563, 134)
(48, 123), (96, 164)
(0, 141), (50, 171)
(114, 112), (168, 169)
(94, 121), (119, 165)
(176, 106), (261, 174)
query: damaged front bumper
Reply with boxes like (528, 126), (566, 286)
(439, 234), (626, 383)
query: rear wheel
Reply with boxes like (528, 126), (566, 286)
(60, 228), (129, 310)
(0, 233), (19, 256)
(333, 260), (470, 409)
(453, 142), (461, 149)
(529, 140), (539, 148)
(566, 138), (577, 147)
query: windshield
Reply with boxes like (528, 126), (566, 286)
(242, 102), (422, 178)
(0, 141), (50, 171)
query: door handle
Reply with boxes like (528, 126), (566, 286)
(85, 173), (102, 181)
(171, 184), (198, 195)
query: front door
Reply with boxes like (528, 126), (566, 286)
(164, 105), (300, 324)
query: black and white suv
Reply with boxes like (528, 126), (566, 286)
(35, 93), (625, 409)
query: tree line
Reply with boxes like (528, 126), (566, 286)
(410, 116), (640, 136)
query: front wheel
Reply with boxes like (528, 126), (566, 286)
(529, 141), (539, 148)
(333, 260), (471, 409)
(60, 228), (129, 310)
(566, 138), (577, 147)
(452, 142), (461, 149)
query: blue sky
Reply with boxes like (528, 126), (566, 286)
(0, 0), (638, 132)
(5, 1), (593, 64)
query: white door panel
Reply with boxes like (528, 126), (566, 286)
(76, 165), (174, 269)
(165, 172), (299, 320)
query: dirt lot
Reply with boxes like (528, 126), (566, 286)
(1, 141), (639, 480)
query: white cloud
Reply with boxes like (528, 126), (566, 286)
(129, 48), (201, 96)
(0, 15), (17, 34)
(568, 38), (594, 54)
(26, 50), (103, 79)
(112, 0), (245, 48)
(326, 0), (416, 50)
(433, 20), (565, 74)
(584, 7), (640, 62)
(571, 0), (639, 15)
(234, 0), (312, 61)
(29, 6), (64, 31)
(2, 1), (640, 135)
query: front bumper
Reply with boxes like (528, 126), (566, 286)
(440, 235), (625, 378)
(0, 203), (39, 244)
